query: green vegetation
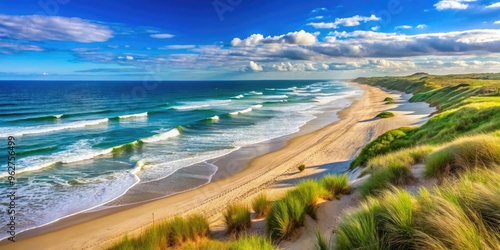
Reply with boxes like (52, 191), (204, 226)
(109, 214), (209, 250)
(298, 164), (306, 172)
(376, 111), (394, 118)
(251, 193), (272, 219)
(336, 168), (500, 249)
(351, 73), (500, 169)
(182, 235), (276, 250)
(383, 97), (394, 102)
(266, 177), (347, 242)
(223, 204), (251, 236)
(320, 174), (350, 200)
(314, 229), (330, 250)
(334, 73), (500, 250)
(425, 134), (500, 179)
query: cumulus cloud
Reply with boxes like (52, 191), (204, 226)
(247, 61), (263, 71)
(313, 29), (500, 57)
(150, 33), (175, 39)
(485, 2), (500, 8)
(416, 24), (428, 29)
(126, 55), (134, 60)
(0, 14), (112, 42)
(495, 20), (500, 24)
(231, 30), (318, 46)
(307, 14), (380, 29)
(434, 0), (476, 11)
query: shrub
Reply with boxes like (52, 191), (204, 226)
(425, 134), (500, 178)
(384, 97), (394, 102)
(251, 193), (272, 219)
(376, 111), (395, 118)
(320, 174), (350, 200)
(298, 164), (306, 172)
(224, 204), (251, 236)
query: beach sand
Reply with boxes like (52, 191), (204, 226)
(0, 82), (435, 250)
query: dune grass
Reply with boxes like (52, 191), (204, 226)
(266, 177), (340, 242)
(314, 229), (330, 250)
(425, 134), (500, 178)
(359, 164), (415, 198)
(376, 111), (395, 118)
(108, 214), (209, 250)
(182, 235), (276, 250)
(320, 174), (350, 200)
(350, 73), (500, 169)
(251, 193), (272, 219)
(224, 204), (251, 237)
(383, 97), (394, 102)
(335, 168), (500, 250)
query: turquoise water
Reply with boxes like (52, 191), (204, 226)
(0, 80), (361, 238)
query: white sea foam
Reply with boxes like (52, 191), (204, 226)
(248, 91), (263, 95)
(142, 127), (181, 143)
(233, 94), (244, 99)
(174, 99), (231, 110)
(209, 115), (220, 121)
(0, 118), (109, 137)
(54, 114), (63, 119)
(118, 112), (148, 119)
(230, 107), (253, 115)
(252, 104), (263, 109)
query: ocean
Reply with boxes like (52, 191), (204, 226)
(0, 80), (361, 239)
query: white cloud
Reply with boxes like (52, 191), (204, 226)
(231, 30), (318, 46)
(150, 33), (175, 39)
(307, 14), (380, 29)
(0, 14), (112, 42)
(0, 42), (44, 52)
(126, 55), (134, 60)
(371, 26), (380, 31)
(434, 0), (476, 11)
(248, 61), (263, 71)
(311, 7), (328, 13)
(395, 25), (413, 30)
(485, 2), (500, 8)
(416, 24), (428, 29)
(494, 20), (500, 24)
(160, 45), (196, 49)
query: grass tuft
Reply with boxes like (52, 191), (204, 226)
(320, 174), (350, 200)
(108, 214), (209, 250)
(224, 204), (251, 237)
(376, 111), (395, 118)
(360, 164), (415, 197)
(251, 193), (272, 219)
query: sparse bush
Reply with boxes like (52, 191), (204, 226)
(224, 204), (251, 236)
(298, 164), (306, 172)
(376, 111), (395, 118)
(251, 193), (272, 219)
(384, 97), (394, 102)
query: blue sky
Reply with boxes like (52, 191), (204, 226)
(0, 0), (499, 80)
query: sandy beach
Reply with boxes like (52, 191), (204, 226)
(1, 82), (435, 250)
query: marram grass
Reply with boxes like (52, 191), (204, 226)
(223, 203), (251, 236)
(251, 193), (272, 219)
(335, 168), (500, 250)
(108, 214), (209, 250)
(320, 174), (350, 200)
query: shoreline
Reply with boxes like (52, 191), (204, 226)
(0, 82), (435, 249)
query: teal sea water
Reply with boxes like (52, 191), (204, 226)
(0, 80), (361, 239)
